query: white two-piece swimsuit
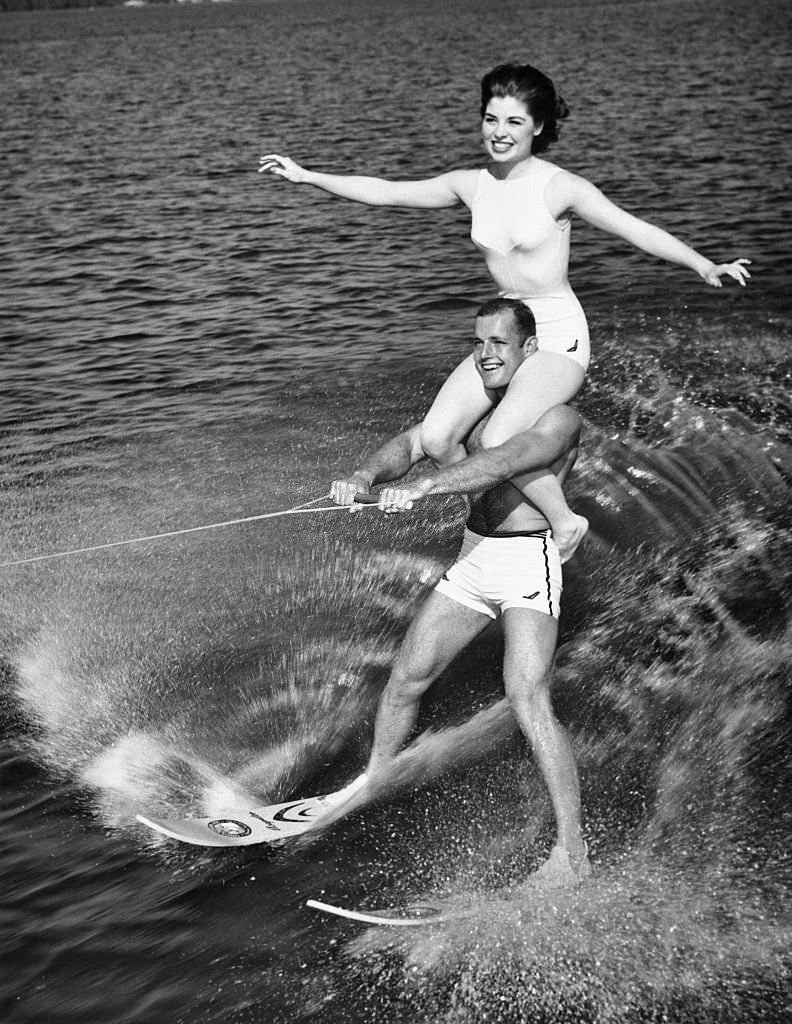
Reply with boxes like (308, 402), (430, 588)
(470, 159), (591, 372)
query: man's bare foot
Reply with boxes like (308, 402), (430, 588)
(553, 514), (589, 564)
(527, 844), (593, 888)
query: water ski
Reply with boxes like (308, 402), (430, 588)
(136, 776), (367, 847)
(136, 794), (335, 847)
(306, 898), (464, 927)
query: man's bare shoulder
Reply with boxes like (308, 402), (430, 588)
(533, 404), (582, 438)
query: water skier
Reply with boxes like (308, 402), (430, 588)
(260, 61), (750, 563)
(331, 297), (591, 886)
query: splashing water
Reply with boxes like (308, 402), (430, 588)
(295, 513), (791, 1024)
(2, 390), (789, 1023)
(7, 534), (451, 825)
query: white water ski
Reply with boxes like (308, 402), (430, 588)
(136, 777), (367, 847)
(306, 898), (465, 927)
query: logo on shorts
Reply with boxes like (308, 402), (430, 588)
(567, 339), (579, 353)
(523, 591), (541, 600)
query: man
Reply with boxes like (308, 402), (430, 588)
(331, 297), (591, 885)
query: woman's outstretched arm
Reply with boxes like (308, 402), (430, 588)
(555, 172), (752, 287)
(259, 155), (477, 209)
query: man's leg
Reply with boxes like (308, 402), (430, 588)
(367, 590), (491, 777)
(501, 607), (589, 881)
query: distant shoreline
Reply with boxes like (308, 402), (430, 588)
(1, 0), (294, 12)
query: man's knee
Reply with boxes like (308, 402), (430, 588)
(503, 662), (553, 721)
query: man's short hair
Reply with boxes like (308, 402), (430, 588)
(475, 297), (537, 340)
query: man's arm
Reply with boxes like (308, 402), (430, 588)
(380, 406), (581, 507)
(330, 424), (426, 506)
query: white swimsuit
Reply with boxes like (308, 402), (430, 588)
(471, 161), (590, 371)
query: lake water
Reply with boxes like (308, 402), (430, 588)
(1, 0), (790, 1021)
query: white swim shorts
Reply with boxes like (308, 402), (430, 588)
(434, 527), (562, 620)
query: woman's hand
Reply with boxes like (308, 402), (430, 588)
(258, 154), (308, 183)
(700, 258), (752, 288)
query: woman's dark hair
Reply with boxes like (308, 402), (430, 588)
(480, 63), (570, 154)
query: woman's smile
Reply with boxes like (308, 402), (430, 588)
(481, 95), (541, 166)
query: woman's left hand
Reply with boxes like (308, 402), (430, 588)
(702, 258), (752, 287)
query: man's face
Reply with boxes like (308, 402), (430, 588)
(472, 311), (535, 391)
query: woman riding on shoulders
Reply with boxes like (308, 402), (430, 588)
(259, 62), (750, 560)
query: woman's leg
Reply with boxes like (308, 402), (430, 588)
(420, 349), (588, 561)
(481, 351), (588, 562)
(420, 355), (496, 466)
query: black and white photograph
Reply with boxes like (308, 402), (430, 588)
(2, 0), (790, 1021)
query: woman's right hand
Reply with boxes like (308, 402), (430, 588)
(258, 154), (308, 183)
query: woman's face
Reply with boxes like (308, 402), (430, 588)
(481, 95), (542, 165)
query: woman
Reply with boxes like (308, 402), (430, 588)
(259, 63), (750, 557)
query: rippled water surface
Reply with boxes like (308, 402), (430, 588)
(1, 1), (790, 1022)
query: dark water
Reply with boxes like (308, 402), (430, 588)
(1, 0), (791, 1021)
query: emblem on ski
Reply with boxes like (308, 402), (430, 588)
(136, 776), (367, 847)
